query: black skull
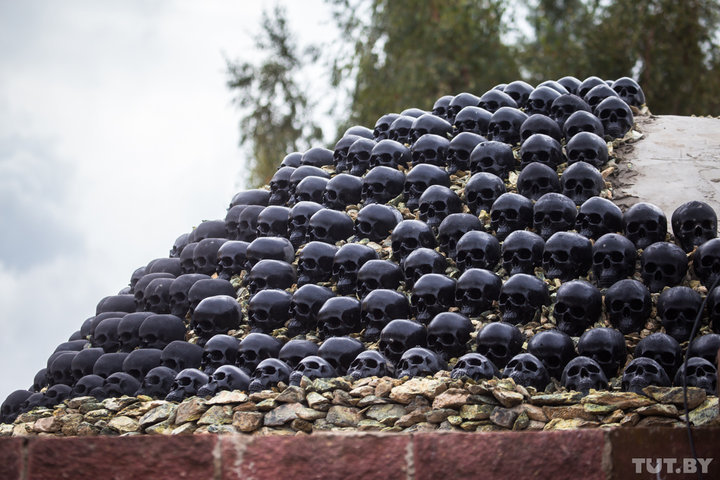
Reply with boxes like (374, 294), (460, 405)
(379, 319), (427, 365)
(362, 166), (405, 205)
(373, 114), (400, 141)
(592, 233), (637, 288)
(671, 201), (717, 253)
(93, 352), (130, 379)
(411, 273), (456, 325)
(560, 161), (604, 205)
(318, 336), (364, 375)
(96, 294), (137, 315)
(527, 329), (576, 379)
(244, 259), (296, 295)
(566, 132), (608, 168)
(191, 295), (242, 345)
(229, 189), (270, 209)
(287, 284), (334, 336)
(501, 230), (545, 276)
(224, 206), (247, 241)
(138, 314), (186, 350)
(396, 347), (446, 378)
(307, 208), (355, 245)
(479, 89), (518, 113)
(361, 289), (411, 342)
(388, 115), (415, 145)
(409, 113), (452, 144)
(288, 201), (323, 249)
(93, 317), (122, 353)
(490, 193), (534, 241)
(577, 76), (606, 99)
(657, 287), (702, 343)
(475, 322), (524, 369)
(532, 193), (576, 240)
(249, 359), (292, 393)
(622, 357), (670, 394)
(447, 132), (486, 174)
(391, 220), (437, 262)
(234, 205), (264, 242)
(170, 233), (190, 258)
(48, 352), (78, 387)
(297, 241), (337, 286)
(165, 368), (209, 402)
(357, 260), (403, 299)
(519, 133), (564, 170)
(404, 163), (450, 211)
(542, 232), (593, 282)
(520, 114), (563, 143)
(503, 80), (534, 108)
(612, 77), (645, 107)
(594, 97), (634, 139)
(187, 278), (236, 316)
(332, 243), (379, 295)
(487, 107), (527, 145)
(369, 139), (410, 170)
(432, 95), (453, 120)
(576, 197), (624, 240)
(355, 204), (401, 242)
(453, 106), (492, 136)
(499, 274), (550, 325)
(103, 372), (141, 399)
(583, 84), (619, 110)
(447, 92), (481, 124)
(451, 353), (499, 381)
(188, 220), (228, 243)
(411, 133), (449, 167)
(71, 375), (104, 399)
(317, 296), (363, 339)
(503, 353), (550, 391)
(301, 147), (333, 168)
(134, 273), (175, 311)
(256, 206), (291, 238)
(122, 348), (162, 383)
(289, 356), (337, 386)
(347, 350), (392, 379)
(557, 76), (581, 95)
(216, 241), (250, 280)
(161, 340), (203, 372)
(469, 140), (515, 180)
(454, 231), (501, 272)
(517, 163), (560, 202)
(563, 111), (605, 140)
(688, 333), (720, 365)
(635, 333), (682, 379)
(269, 166), (295, 206)
(334, 135), (362, 173)
(640, 242), (687, 293)
(192, 238), (227, 276)
(143, 277), (174, 314)
(247, 236), (296, 270)
(279, 340), (319, 370)
(289, 166), (330, 205)
(71, 348), (104, 382)
(403, 248), (448, 290)
(693, 238), (720, 289)
(236, 333), (281, 375)
(197, 365), (250, 397)
(604, 279), (651, 334)
(554, 280), (602, 337)
(137, 366), (176, 398)
(427, 312), (472, 361)
(437, 213), (483, 259)
(248, 289), (293, 334)
(561, 356), (608, 394)
(464, 172), (506, 215)
(549, 94), (591, 131)
(577, 327), (627, 379)
(2, 390), (33, 423)
(674, 357), (717, 395)
(348, 138), (376, 176)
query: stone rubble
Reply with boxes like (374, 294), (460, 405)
(2, 375), (716, 437)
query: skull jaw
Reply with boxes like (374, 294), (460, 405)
(557, 317), (589, 337)
(611, 314), (645, 335)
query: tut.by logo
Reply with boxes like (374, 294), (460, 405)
(632, 458), (713, 474)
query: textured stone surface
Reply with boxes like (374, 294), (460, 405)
(643, 386), (706, 409)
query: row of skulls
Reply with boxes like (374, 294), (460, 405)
(3, 75), (719, 425)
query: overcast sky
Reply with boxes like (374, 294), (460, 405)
(0, 1), (335, 402)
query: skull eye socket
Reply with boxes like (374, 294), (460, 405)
(178, 377), (192, 387)
(629, 299), (644, 311)
(503, 210), (517, 220)
(554, 302), (568, 314)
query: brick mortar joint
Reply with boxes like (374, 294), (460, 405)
(601, 430), (613, 480)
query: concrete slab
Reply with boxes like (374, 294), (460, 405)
(612, 115), (720, 219)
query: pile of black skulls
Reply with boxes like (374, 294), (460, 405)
(2, 75), (719, 427)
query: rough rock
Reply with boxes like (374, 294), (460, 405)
(642, 386), (706, 409)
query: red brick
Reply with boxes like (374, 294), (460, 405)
(413, 431), (607, 480)
(609, 428), (720, 480)
(27, 435), (218, 480)
(220, 433), (409, 480)
(0, 438), (25, 480)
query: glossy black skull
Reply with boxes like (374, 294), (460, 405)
(373, 114), (400, 141)
(583, 84), (619, 110)
(334, 134), (362, 173)
(287, 284), (334, 336)
(640, 242), (688, 293)
(503, 80), (534, 108)
(411, 273), (456, 325)
(229, 189), (270, 209)
(197, 365), (250, 397)
(192, 238), (226, 276)
(2, 390), (33, 423)
(432, 95), (453, 120)
(332, 243), (378, 295)
(688, 333), (720, 365)
(269, 166), (295, 206)
(297, 241), (337, 286)
(566, 132), (608, 168)
(71, 348), (104, 381)
(520, 133), (564, 170)
(527, 329), (576, 379)
(388, 115), (414, 145)
(577, 76), (605, 99)
(317, 296), (362, 339)
(622, 357), (670, 394)
(671, 201), (717, 253)
(554, 280), (602, 337)
(605, 279), (651, 334)
(532, 193), (576, 240)
(301, 147), (333, 168)
(403, 248), (448, 290)
(427, 312), (472, 361)
(454, 231), (501, 272)
(71, 375), (104, 399)
(576, 197), (624, 240)
(103, 372), (141, 399)
(391, 220), (436, 262)
(136, 366), (176, 398)
(187, 278), (236, 316)
(288, 201), (323, 249)
(161, 340), (203, 372)
(245, 259), (296, 295)
(248, 358), (291, 392)
(594, 97), (634, 139)
(561, 161), (604, 205)
(404, 163), (450, 211)
(479, 89), (518, 113)
(563, 111), (605, 140)
(612, 77), (645, 107)
(361, 166), (405, 205)
(122, 348), (162, 383)
(674, 358), (717, 395)
(369, 139), (410, 170)
(592, 233), (637, 288)
(188, 220), (228, 243)
(526, 86), (561, 116)
(236, 333), (281, 375)
(503, 353), (550, 391)
(191, 295), (242, 345)
(499, 274), (550, 325)
(447, 92), (481, 124)
(129, 266), (146, 293)
(437, 213), (483, 259)
(450, 353), (499, 381)
(48, 352), (78, 387)
(307, 209), (355, 245)
(347, 350), (392, 379)
(289, 166), (330, 204)
(247, 235), (294, 268)
(396, 347), (446, 378)
(93, 317), (122, 353)
(635, 332), (682, 379)
(143, 277), (174, 314)
(96, 294), (137, 315)
(577, 327), (627, 379)
(357, 260), (403, 299)
(216, 241), (250, 280)
(410, 113), (452, 144)
(520, 114), (563, 143)
(234, 205), (264, 242)
(517, 163), (560, 202)
(134, 273), (175, 311)
(355, 204), (401, 242)
(318, 336), (364, 375)
(410, 133), (449, 167)
(657, 287), (702, 342)
(487, 107), (527, 145)
(278, 340), (319, 370)
(561, 356), (608, 394)
(165, 368), (208, 402)
(453, 106), (492, 136)
(549, 94), (591, 130)
(248, 289), (293, 334)
(543, 232), (593, 281)
(490, 193), (534, 241)
(447, 132), (485, 174)
(92, 352), (130, 379)
(379, 320), (427, 365)
(289, 356), (337, 386)
(557, 76), (581, 95)
(475, 322), (524, 369)
(256, 205), (291, 238)
(224, 206), (246, 241)
(348, 138), (376, 177)
(361, 289), (411, 342)
(693, 238), (720, 289)
(464, 172), (506, 215)
(501, 230), (544, 276)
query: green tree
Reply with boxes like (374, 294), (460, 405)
(328, 0), (521, 132)
(226, 5), (323, 187)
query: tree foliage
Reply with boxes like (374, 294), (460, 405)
(226, 6), (323, 187)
